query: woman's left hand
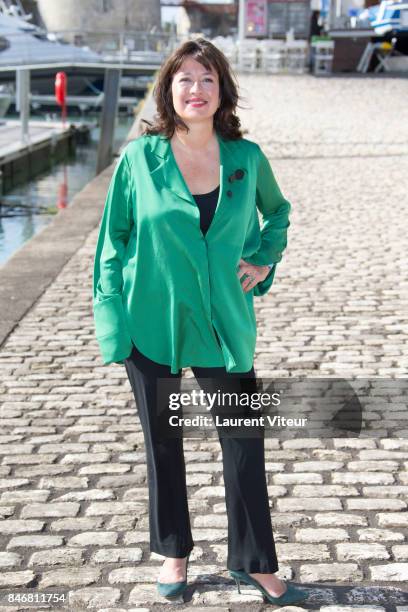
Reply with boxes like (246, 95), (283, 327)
(237, 258), (271, 293)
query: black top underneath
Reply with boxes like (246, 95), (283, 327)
(192, 184), (220, 236)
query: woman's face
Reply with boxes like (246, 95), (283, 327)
(171, 55), (220, 125)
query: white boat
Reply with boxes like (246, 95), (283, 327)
(0, 12), (103, 97)
(371, 1), (408, 35)
(0, 13), (101, 66)
(0, 4), (160, 112)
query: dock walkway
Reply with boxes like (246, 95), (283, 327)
(0, 119), (90, 190)
(0, 74), (407, 611)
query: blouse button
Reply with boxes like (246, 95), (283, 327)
(227, 190), (233, 198)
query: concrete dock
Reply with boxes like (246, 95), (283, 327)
(0, 74), (407, 610)
(0, 119), (91, 191)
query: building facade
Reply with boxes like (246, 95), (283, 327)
(35, 0), (161, 41)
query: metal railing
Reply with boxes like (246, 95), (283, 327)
(0, 0), (32, 20)
(47, 29), (182, 61)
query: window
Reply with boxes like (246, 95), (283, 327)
(384, 8), (400, 18)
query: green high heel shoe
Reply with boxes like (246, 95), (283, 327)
(229, 569), (309, 605)
(157, 554), (190, 598)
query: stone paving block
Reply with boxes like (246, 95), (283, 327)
(346, 498), (406, 511)
(382, 440), (408, 450)
(38, 476), (89, 489)
(273, 472), (323, 484)
(0, 506), (14, 519)
(40, 567), (101, 588)
(178, 609), (229, 612)
(296, 528), (350, 542)
(128, 583), (173, 605)
(28, 548), (84, 567)
(123, 532), (152, 545)
(315, 513), (368, 527)
(300, 563), (363, 582)
(209, 544), (227, 563)
(271, 512), (313, 527)
(0, 445), (34, 455)
(332, 472), (395, 485)
(0, 479), (30, 490)
(97, 474), (146, 487)
(336, 543), (389, 561)
(0, 552), (23, 569)
(370, 564), (408, 582)
(107, 515), (138, 530)
(108, 567), (156, 584)
(6, 535), (63, 549)
(149, 546), (204, 563)
(49, 517), (104, 531)
(293, 461), (344, 472)
(68, 587), (121, 609)
(189, 529), (228, 542)
(0, 570), (36, 588)
(13, 463), (71, 476)
(61, 452), (111, 464)
(193, 514), (228, 528)
(292, 485), (358, 497)
(0, 490), (50, 503)
(78, 464), (131, 475)
(362, 486), (408, 497)
(20, 502), (80, 518)
(212, 502), (227, 513)
(392, 546), (408, 560)
(91, 547), (143, 564)
(190, 584), (264, 605)
(85, 502), (145, 516)
(187, 473), (213, 486)
(97, 609), (129, 612)
(276, 543), (331, 561)
(320, 606), (386, 612)
(281, 438), (326, 449)
(377, 513), (408, 527)
(122, 489), (149, 502)
(277, 498), (342, 511)
(357, 528), (405, 542)
(333, 440), (378, 449)
(67, 532), (118, 547)
(347, 460), (398, 474)
(192, 486), (226, 498)
(359, 451), (408, 461)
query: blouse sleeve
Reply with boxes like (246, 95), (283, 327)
(246, 146), (291, 297)
(92, 148), (135, 364)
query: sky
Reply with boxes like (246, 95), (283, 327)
(161, 6), (179, 24)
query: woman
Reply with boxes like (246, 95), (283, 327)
(93, 38), (308, 606)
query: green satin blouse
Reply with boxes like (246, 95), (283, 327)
(93, 131), (291, 374)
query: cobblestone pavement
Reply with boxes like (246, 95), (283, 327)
(0, 74), (407, 611)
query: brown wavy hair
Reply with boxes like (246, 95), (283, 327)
(141, 37), (244, 140)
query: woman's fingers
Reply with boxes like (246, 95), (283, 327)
(241, 276), (257, 292)
(238, 259), (270, 292)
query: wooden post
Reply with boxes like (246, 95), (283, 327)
(16, 68), (30, 144)
(96, 68), (121, 175)
(238, 0), (246, 41)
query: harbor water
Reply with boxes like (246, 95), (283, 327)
(0, 113), (135, 266)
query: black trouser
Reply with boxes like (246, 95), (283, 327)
(124, 341), (279, 573)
